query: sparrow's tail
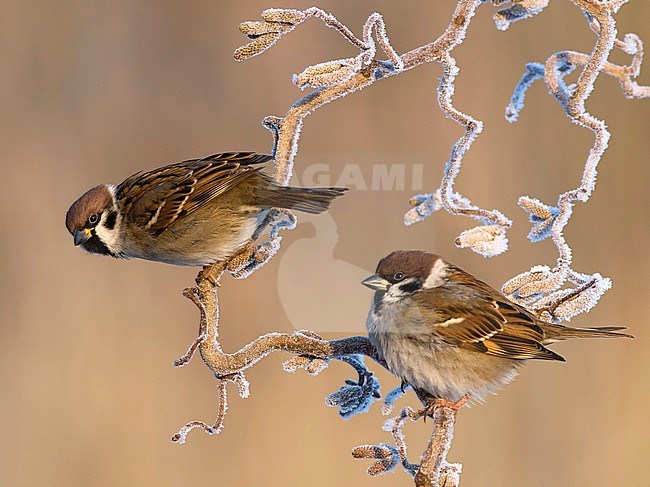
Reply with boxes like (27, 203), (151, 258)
(542, 324), (633, 343)
(261, 185), (349, 214)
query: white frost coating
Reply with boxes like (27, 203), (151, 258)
(554, 274), (612, 322)
(230, 236), (282, 279)
(378, 407), (422, 477)
(293, 58), (359, 90)
(282, 355), (310, 373)
(172, 380), (229, 444)
(292, 10), (405, 91)
(501, 2), (648, 321)
(405, 190), (468, 226)
(405, 52), (512, 256)
(351, 443), (402, 476)
(305, 358), (329, 375)
(232, 372), (251, 398)
(324, 371), (381, 420)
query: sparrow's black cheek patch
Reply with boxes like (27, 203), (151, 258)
(82, 235), (116, 257)
(104, 210), (117, 230)
(399, 281), (422, 295)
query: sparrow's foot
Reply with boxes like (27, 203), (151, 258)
(229, 237), (281, 279)
(424, 394), (470, 420)
(225, 241), (258, 274)
(198, 262), (226, 287)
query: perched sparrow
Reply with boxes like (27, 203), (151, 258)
(362, 250), (631, 406)
(66, 152), (347, 266)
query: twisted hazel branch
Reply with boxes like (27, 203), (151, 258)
(406, 52), (512, 257)
(353, 403), (463, 486)
(500, 0), (647, 321)
(179, 276), (383, 376)
(172, 264), (386, 439)
(414, 406), (462, 487)
(171, 373), (250, 444)
(237, 1), (512, 257)
(171, 379), (228, 444)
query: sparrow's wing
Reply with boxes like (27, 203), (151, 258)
(116, 152), (273, 233)
(412, 274), (564, 361)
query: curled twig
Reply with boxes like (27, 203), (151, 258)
(237, 1), (510, 257)
(171, 379), (228, 444)
(501, 1), (648, 320)
(407, 52), (512, 257)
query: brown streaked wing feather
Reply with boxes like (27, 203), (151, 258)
(494, 298), (546, 342)
(413, 269), (561, 361)
(463, 335), (565, 361)
(116, 165), (193, 229)
(412, 285), (505, 344)
(116, 152), (273, 233)
(181, 152), (273, 216)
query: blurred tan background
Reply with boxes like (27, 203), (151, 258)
(1, 1), (648, 486)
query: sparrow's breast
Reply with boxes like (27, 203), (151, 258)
(121, 205), (265, 266)
(366, 295), (522, 403)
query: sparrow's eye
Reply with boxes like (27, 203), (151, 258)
(393, 272), (405, 281)
(88, 214), (99, 225)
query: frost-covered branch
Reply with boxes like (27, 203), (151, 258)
(501, 0), (648, 322)
(173, 3), (498, 484)
(353, 400), (464, 486)
(237, 1), (511, 256)
(172, 264), (385, 442)
(405, 52), (511, 257)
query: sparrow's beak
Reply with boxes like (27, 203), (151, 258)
(73, 228), (92, 246)
(362, 274), (390, 291)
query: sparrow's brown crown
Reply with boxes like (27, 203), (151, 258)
(65, 185), (114, 234)
(376, 250), (441, 282)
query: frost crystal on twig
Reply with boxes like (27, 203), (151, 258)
(171, 379), (228, 444)
(407, 52), (513, 257)
(382, 407), (425, 478)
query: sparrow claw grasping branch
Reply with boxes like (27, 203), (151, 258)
(422, 395), (470, 421)
(228, 237), (282, 280)
(197, 262), (226, 287)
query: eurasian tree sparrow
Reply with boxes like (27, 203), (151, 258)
(66, 152), (346, 266)
(362, 250), (631, 407)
